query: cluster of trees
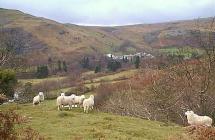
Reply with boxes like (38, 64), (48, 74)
(107, 60), (121, 71)
(36, 59), (68, 78)
(0, 27), (32, 69)
(80, 55), (141, 73)
(80, 57), (90, 69)
(48, 58), (67, 73)
(36, 65), (49, 78)
(57, 60), (67, 72)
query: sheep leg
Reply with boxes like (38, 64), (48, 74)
(58, 105), (62, 111)
(86, 106), (89, 113)
(84, 106), (86, 113)
(69, 104), (72, 110)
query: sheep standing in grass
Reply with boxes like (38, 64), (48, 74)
(185, 111), (213, 126)
(33, 92), (45, 106)
(56, 94), (75, 111)
(60, 93), (65, 96)
(83, 95), (94, 113)
(72, 95), (85, 107)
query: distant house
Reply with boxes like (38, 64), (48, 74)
(105, 52), (155, 61)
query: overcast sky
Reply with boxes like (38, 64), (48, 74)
(0, 0), (214, 26)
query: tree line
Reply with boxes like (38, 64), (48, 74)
(80, 55), (141, 73)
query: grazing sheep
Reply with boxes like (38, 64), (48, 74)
(60, 93), (65, 96)
(56, 94), (75, 111)
(72, 95), (85, 107)
(185, 111), (213, 127)
(83, 95), (94, 113)
(33, 92), (45, 106)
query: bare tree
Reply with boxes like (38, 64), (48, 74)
(0, 26), (27, 68)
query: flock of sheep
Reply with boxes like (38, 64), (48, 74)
(32, 92), (94, 113)
(32, 92), (213, 126)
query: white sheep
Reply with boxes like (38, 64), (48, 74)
(14, 92), (19, 101)
(60, 92), (65, 96)
(72, 95), (86, 107)
(83, 95), (94, 113)
(185, 110), (213, 127)
(33, 92), (45, 106)
(56, 94), (75, 111)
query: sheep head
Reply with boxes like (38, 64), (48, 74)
(70, 94), (76, 99)
(80, 95), (86, 99)
(39, 92), (44, 96)
(90, 95), (94, 99)
(185, 110), (194, 116)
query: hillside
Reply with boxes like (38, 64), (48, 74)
(0, 100), (185, 140)
(0, 8), (214, 66)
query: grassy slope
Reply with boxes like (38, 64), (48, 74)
(19, 69), (138, 98)
(84, 69), (137, 84)
(19, 76), (67, 84)
(1, 8), (213, 62)
(0, 100), (184, 140)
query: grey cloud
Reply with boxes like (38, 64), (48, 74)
(0, 0), (214, 26)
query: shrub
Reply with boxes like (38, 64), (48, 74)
(186, 126), (215, 140)
(0, 110), (44, 140)
(94, 65), (101, 73)
(0, 93), (8, 104)
(23, 82), (33, 94)
(20, 127), (45, 140)
(0, 69), (17, 97)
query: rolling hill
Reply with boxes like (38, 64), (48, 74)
(0, 8), (214, 66)
(0, 99), (185, 140)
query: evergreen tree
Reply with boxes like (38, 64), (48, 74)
(107, 60), (121, 71)
(94, 65), (101, 73)
(36, 65), (49, 78)
(134, 56), (140, 69)
(48, 57), (53, 73)
(62, 61), (67, 72)
(80, 57), (90, 69)
(57, 60), (62, 71)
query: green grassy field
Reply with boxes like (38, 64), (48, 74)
(84, 69), (137, 84)
(159, 47), (203, 58)
(18, 69), (138, 97)
(0, 100), (184, 140)
(19, 76), (67, 85)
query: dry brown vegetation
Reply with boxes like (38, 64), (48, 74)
(0, 93), (8, 104)
(95, 18), (215, 126)
(0, 110), (44, 140)
(186, 126), (215, 140)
